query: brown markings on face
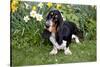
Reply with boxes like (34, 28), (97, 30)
(46, 21), (57, 33)
(50, 22), (57, 33)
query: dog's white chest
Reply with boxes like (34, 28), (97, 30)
(49, 33), (67, 50)
(51, 33), (55, 38)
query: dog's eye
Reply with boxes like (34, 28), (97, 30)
(51, 12), (53, 15)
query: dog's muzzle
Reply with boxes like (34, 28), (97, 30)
(45, 20), (52, 28)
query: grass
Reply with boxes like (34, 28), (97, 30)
(12, 40), (96, 66)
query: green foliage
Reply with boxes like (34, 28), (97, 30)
(11, 1), (96, 49)
(72, 5), (96, 40)
(60, 5), (96, 40)
(11, 2), (44, 49)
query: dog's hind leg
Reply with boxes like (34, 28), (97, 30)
(62, 40), (72, 55)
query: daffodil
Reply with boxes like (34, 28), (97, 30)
(11, 3), (18, 13)
(32, 6), (36, 10)
(11, 0), (19, 13)
(47, 2), (53, 8)
(56, 4), (62, 10)
(12, 0), (18, 5)
(38, 2), (43, 8)
(35, 14), (43, 21)
(23, 16), (30, 22)
(30, 10), (37, 18)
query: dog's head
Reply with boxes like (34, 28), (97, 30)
(45, 10), (63, 32)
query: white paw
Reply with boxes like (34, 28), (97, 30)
(64, 49), (72, 55)
(49, 49), (58, 55)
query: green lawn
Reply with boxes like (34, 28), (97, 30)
(12, 40), (96, 66)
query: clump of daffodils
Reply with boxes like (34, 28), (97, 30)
(23, 3), (43, 22)
(30, 10), (43, 22)
(24, 2), (64, 22)
(29, 4), (43, 22)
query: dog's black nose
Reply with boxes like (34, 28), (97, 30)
(45, 24), (50, 28)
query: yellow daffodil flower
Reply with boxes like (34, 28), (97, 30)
(11, 3), (17, 13)
(47, 2), (53, 8)
(32, 6), (36, 11)
(56, 4), (62, 10)
(11, 0), (19, 13)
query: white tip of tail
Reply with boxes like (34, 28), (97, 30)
(72, 34), (80, 43)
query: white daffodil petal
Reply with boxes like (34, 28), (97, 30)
(36, 14), (43, 21)
(23, 16), (30, 22)
(30, 10), (37, 18)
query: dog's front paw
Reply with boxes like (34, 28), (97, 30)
(64, 49), (72, 55)
(49, 49), (58, 55)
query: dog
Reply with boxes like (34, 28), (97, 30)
(42, 10), (82, 55)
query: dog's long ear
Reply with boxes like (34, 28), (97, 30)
(56, 11), (63, 29)
(58, 11), (63, 24)
(42, 29), (51, 39)
(55, 29), (63, 45)
(59, 14), (63, 23)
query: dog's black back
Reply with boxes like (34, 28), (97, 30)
(55, 21), (79, 45)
